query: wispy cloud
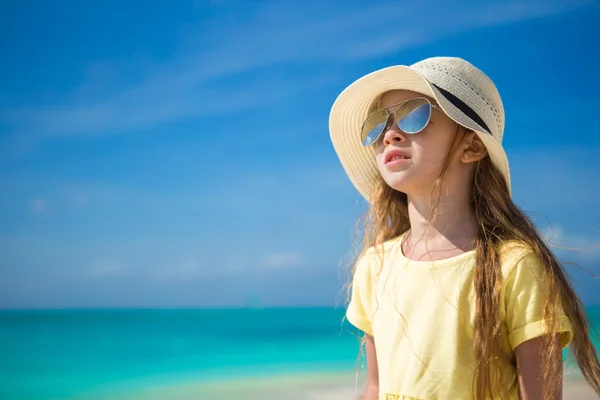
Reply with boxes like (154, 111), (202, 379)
(510, 146), (600, 214)
(542, 225), (600, 261)
(446, 0), (593, 29)
(262, 252), (305, 269)
(72, 193), (88, 209)
(1, 0), (598, 308)
(29, 197), (47, 214)
(88, 260), (125, 278)
(0, 0), (589, 144)
(340, 0), (593, 60)
(2, 145), (599, 307)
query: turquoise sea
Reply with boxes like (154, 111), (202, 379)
(0, 308), (361, 400)
(1, 307), (599, 400)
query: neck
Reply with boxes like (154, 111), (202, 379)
(406, 187), (477, 251)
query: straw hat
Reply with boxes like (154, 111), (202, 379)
(329, 57), (509, 202)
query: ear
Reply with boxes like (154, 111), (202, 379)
(459, 131), (488, 164)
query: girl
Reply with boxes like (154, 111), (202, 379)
(328, 57), (600, 399)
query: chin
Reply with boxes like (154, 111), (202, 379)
(381, 174), (412, 195)
(382, 170), (438, 197)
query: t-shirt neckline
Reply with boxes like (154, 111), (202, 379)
(392, 233), (477, 268)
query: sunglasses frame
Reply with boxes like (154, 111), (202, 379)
(361, 97), (441, 146)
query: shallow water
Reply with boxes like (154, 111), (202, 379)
(1, 307), (598, 399)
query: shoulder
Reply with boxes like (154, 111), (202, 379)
(498, 240), (544, 279)
(354, 246), (380, 279)
(498, 241), (552, 301)
(355, 234), (404, 276)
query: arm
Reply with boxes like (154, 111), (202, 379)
(515, 334), (563, 400)
(364, 334), (379, 400)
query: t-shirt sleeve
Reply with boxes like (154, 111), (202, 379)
(503, 251), (573, 351)
(346, 252), (376, 336)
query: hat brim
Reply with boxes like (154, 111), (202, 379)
(329, 65), (511, 202)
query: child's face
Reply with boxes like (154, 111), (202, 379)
(373, 90), (460, 197)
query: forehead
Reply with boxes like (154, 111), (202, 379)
(377, 89), (436, 109)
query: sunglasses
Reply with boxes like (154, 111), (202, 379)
(361, 97), (440, 146)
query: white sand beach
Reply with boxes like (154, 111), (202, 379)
(563, 377), (599, 399)
(105, 370), (599, 400)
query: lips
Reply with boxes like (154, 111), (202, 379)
(385, 149), (411, 164)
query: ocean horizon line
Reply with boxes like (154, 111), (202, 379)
(2, 303), (600, 311)
(0, 305), (352, 312)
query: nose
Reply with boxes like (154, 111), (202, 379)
(381, 121), (407, 146)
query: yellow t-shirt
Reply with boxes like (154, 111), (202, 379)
(346, 235), (573, 400)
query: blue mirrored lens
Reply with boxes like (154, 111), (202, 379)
(362, 121), (387, 146)
(361, 109), (389, 146)
(398, 102), (431, 134)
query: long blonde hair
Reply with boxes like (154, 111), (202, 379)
(346, 128), (600, 399)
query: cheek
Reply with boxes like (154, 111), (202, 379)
(374, 144), (386, 166)
(375, 154), (387, 175)
(411, 140), (438, 164)
(414, 133), (454, 164)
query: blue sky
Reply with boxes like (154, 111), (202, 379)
(1, 0), (599, 308)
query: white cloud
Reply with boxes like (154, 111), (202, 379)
(58, 183), (156, 211)
(341, 0), (591, 60)
(510, 146), (600, 213)
(173, 256), (203, 277)
(449, 0), (593, 28)
(146, 256), (232, 282)
(262, 252), (305, 269)
(541, 225), (600, 261)
(29, 197), (47, 214)
(72, 193), (88, 209)
(88, 260), (125, 278)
